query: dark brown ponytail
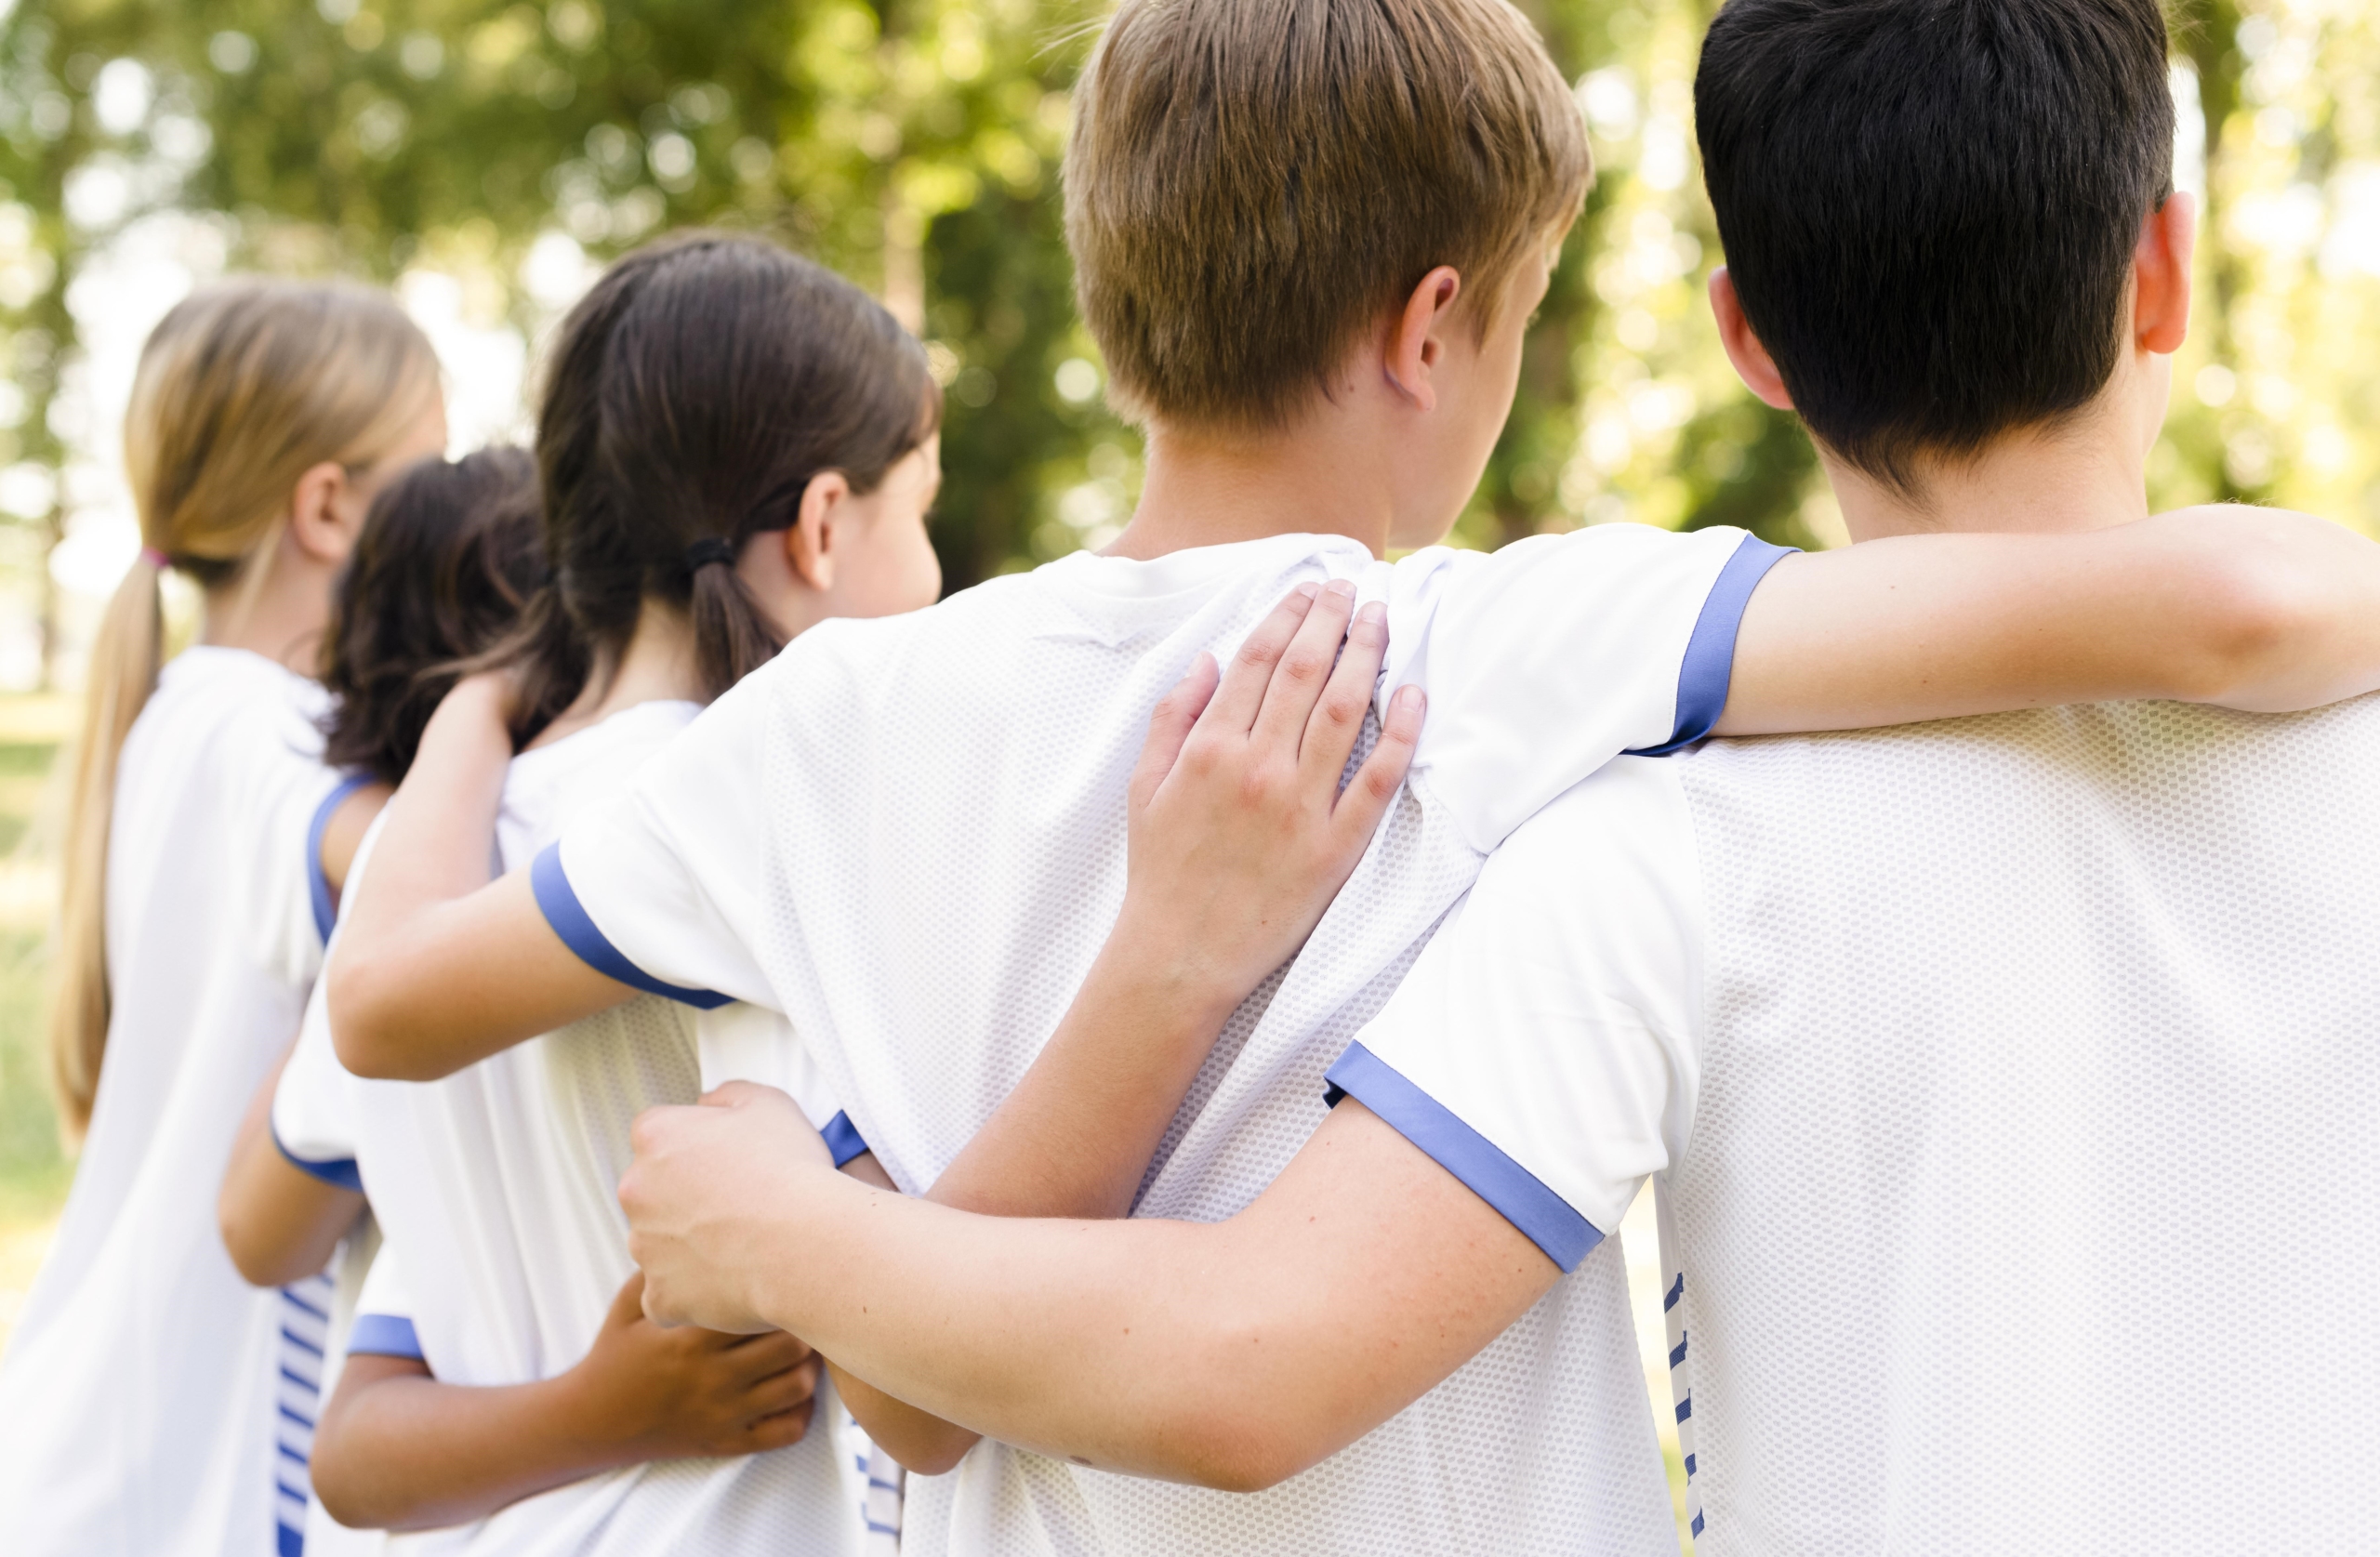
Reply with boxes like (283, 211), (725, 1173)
(496, 231), (940, 742)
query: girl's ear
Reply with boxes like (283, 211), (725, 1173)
(787, 470), (853, 593)
(286, 460), (358, 564)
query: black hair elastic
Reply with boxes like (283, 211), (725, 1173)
(683, 534), (738, 573)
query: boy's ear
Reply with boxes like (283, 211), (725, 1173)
(1382, 266), (1463, 412)
(2134, 191), (2196, 357)
(1709, 269), (1794, 412)
(286, 461), (360, 564)
(787, 470), (853, 593)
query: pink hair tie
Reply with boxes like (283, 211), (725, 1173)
(139, 547), (168, 569)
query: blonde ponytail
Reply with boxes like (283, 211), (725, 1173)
(48, 279), (439, 1139)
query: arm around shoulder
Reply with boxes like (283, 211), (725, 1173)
(1716, 504), (2380, 737)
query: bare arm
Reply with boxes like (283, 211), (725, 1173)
(830, 582), (1426, 1471)
(1718, 505), (2380, 736)
(218, 1043), (365, 1287)
(327, 677), (626, 1081)
(313, 1273), (819, 1531)
(628, 1091), (1542, 1492)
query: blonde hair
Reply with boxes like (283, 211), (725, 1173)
(49, 278), (439, 1138)
(1064, 0), (1592, 433)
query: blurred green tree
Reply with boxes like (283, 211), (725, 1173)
(0, 0), (2371, 693)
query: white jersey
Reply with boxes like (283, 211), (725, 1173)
(0, 647), (348, 1557)
(1352, 697), (2380, 1555)
(291, 701), (873, 1557)
(543, 526), (1781, 1557)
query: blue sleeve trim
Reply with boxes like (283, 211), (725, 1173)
(821, 1110), (871, 1168)
(1627, 533), (1796, 758)
(530, 842), (732, 1010)
(269, 1117), (362, 1194)
(307, 774), (374, 943)
(1323, 1041), (1604, 1273)
(347, 1313), (423, 1360)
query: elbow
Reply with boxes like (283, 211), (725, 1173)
(326, 958), (432, 1082)
(882, 1432), (973, 1479)
(1169, 1408), (1319, 1495)
(218, 1210), (295, 1289)
(2178, 543), (2322, 709)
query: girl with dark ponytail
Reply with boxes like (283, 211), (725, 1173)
(304, 232), (943, 1550)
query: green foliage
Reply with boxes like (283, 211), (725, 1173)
(0, 0), (2371, 624)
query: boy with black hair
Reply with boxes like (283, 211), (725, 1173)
(355, 1), (2380, 1552)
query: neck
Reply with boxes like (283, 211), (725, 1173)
(1106, 417), (1398, 561)
(1831, 414), (2150, 542)
(199, 531), (337, 676)
(529, 599), (704, 749)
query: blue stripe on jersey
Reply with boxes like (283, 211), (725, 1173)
(1626, 533), (1796, 758)
(1692, 1511), (1706, 1537)
(531, 843), (732, 1009)
(307, 774), (373, 943)
(270, 1117), (364, 1194)
(279, 1519), (305, 1557)
(1664, 1273), (1684, 1312)
(348, 1313), (426, 1360)
(1323, 1041), (1604, 1272)
(821, 1111), (872, 1168)
(280, 1286), (329, 1323)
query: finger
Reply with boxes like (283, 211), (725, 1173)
(1250, 578), (1358, 750)
(1129, 653), (1219, 813)
(697, 1080), (784, 1111)
(603, 1269), (650, 1332)
(720, 1328), (814, 1372)
(744, 1394), (817, 1451)
(1298, 600), (1389, 780)
(1204, 583), (1321, 735)
(1331, 683), (1423, 848)
(744, 1355), (822, 1417)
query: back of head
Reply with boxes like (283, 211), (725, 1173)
(1066, 0), (1590, 432)
(322, 447), (546, 785)
(1695, 0), (2174, 489)
(51, 277), (440, 1137)
(503, 231), (938, 740)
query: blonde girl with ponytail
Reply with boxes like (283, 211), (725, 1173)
(0, 278), (444, 1557)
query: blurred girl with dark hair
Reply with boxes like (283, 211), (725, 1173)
(301, 232), (941, 1552)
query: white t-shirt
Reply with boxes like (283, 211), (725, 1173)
(0, 647), (349, 1557)
(303, 701), (872, 1557)
(1350, 696), (2380, 1555)
(540, 526), (1782, 1557)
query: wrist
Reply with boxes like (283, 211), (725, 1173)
(1089, 910), (1250, 1031)
(544, 1353), (657, 1471)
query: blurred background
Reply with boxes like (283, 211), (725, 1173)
(0, 0), (2370, 1537)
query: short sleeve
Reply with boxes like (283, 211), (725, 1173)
(347, 1247), (424, 1363)
(540, 675), (776, 1009)
(271, 989), (361, 1193)
(231, 728), (350, 990)
(1382, 524), (1791, 855)
(270, 811), (389, 1194)
(1332, 757), (1709, 1270)
(696, 1003), (874, 1168)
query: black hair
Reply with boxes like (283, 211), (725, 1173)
(320, 447), (546, 784)
(1695, 0), (2175, 490)
(497, 231), (941, 743)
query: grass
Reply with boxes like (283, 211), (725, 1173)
(0, 694), (73, 1355)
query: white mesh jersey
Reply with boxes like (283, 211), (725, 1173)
(0, 648), (348, 1557)
(540, 526), (1784, 1557)
(295, 702), (875, 1557)
(1350, 697), (2380, 1555)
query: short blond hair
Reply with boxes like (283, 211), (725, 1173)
(1064, 0), (1591, 432)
